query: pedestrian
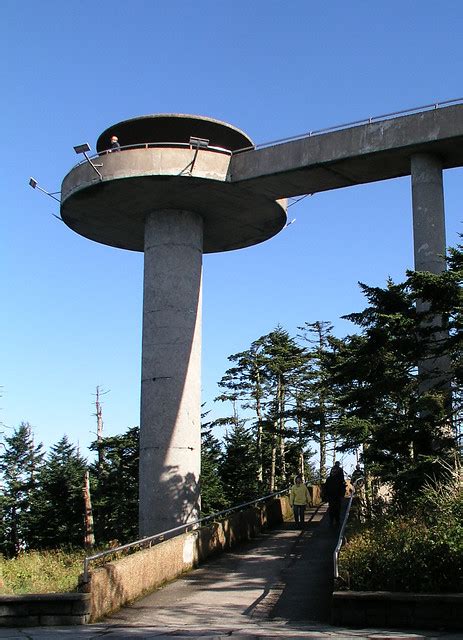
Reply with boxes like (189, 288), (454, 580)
(109, 135), (121, 152)
(324, 464), (346, 527)
(351, 464), (363, 484)
(332, 460), (345, 481)
(289, 474), (310, 529)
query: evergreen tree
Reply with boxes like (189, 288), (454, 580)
(90, 426), (139, 544)
(297, 321), (339, 480)
(216, 327), (312, 492)
(200, 410), (228, 515)
(28, 435), (88, 549)
(259, 327), (309, 489)
(216, 340), (268, 487)
(220, 423), (259, 505)
(330, 246), (462, 502)
(0, 422), (44, 556)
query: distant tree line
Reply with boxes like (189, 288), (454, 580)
(1, 236), (461, 556)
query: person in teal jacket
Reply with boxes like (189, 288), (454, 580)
(289, 475), (310, 528)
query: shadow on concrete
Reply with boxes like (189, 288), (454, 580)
(104, 505), (341, 630)
(269, 508), (339, 623)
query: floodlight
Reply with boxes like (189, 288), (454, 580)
(73, 142), (91, 155)
(189, 136), (210, 149)
(28, 177), (61, 202)
(73, 142), (103, 180)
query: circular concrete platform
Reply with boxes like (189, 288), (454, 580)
(61, 115), (287, 253)
(96, 113), (254, 153)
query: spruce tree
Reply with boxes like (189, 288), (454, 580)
(330, 241), (462, 502)
(220, 423), (258, 505)
(90, 426), (139, 544)
(297, 321), (338, 481)
(0, 422), (44, 556)
(200, 411), (228, 515)
(29, 435), (88, 549)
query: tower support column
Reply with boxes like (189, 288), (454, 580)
(139, 209), (203, 537)
(411, 153), (446, 276)
(411, 153), (450, 403)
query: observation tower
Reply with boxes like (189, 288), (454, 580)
(60, 101), (463, 537)
(60, 114), (287, 536)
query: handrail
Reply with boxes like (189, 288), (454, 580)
(82, 488), (288, 582)
(333, 477), (364, 581)
(72, 97), (463, 173)
(232, 97), (463, 154)
(73, 141), (232, 170)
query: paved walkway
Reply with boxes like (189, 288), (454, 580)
(1, 506), (461, 639)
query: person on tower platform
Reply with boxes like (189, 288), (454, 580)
(109, 135), (121, 152)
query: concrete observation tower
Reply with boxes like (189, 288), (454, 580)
(61, 102), (463, 537)
(60, 115), (287, 536)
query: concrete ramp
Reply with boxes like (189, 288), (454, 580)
(104, 505), (338, 631)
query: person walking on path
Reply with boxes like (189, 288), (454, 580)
(323, 464), (346, 527)
(289, 474), (310, 528)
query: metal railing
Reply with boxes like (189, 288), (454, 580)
(72, 97), (463, 172)
(333, 477), (364, 582)
(232, 97), (463, 154)
(82, 488), (288, 582)
(73, 141), (232, 170)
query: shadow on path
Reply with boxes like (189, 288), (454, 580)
(104, 503), (341, 630)
(269, 506), (340, 622)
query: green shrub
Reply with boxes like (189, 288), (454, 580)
(340, 465), (463, 593)
(340, 517), (462, 592)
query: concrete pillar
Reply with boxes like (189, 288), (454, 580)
(139, 210), (203, 537)
(411, 153), (446, 276)
(410, 153), (450, 403)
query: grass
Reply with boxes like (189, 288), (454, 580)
(0, 548), (87, 594)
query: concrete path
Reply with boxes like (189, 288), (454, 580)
(1, 506), (460, 639)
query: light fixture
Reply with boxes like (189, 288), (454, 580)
(73, 142), (103, 180)
(73, 142), (91, 155)
(189, 136), (210, 149)
(28, 177), (61, 202)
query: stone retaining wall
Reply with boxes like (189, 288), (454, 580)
(0, 593), (91, 627)
(331, 591), (463, 630)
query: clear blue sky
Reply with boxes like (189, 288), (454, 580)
(1, 1), (462, 468)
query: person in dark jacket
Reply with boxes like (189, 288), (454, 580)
(109, 135), (121, 152)
(324, 464), (346, 526)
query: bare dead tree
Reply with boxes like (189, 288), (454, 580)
(92, 386), (110, 474)
(82, 470), (95, 548)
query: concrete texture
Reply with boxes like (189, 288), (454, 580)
(411, 154), (446, 275)
(229, 103), (463, 198)
(139, 210), (203, 535)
